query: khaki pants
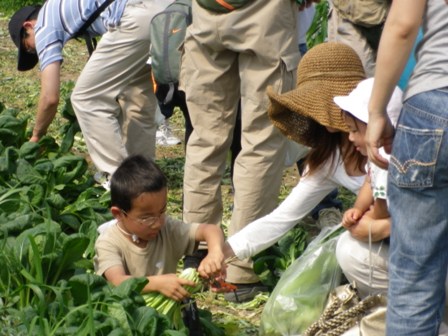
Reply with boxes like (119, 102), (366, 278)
(71, 0), (171, 174)
(181, 0), (300, 283)
(327, 6), (376, 77)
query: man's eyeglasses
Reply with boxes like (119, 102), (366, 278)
(121, 209), (165, 228)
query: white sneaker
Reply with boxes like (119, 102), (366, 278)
(94, 172), (111, 191)
(156, 120), (181, 146)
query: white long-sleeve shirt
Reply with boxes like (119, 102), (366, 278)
(228, 150), (365, 259)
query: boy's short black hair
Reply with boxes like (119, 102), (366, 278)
(110, 155), (167, 211)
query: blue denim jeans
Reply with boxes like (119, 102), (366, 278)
(387, 88), (448, 335)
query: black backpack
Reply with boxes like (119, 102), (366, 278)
(149, 0), (192, 105)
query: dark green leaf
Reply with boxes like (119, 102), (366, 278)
(112, 277), (148, 299)
(0, 146), (19, 174)
(46, 192), (67, 210)
(18, 142), (40, 161)
(60, 121), (80, 153)
(16, 159), (45, 185)
(68, 273), (108, 306)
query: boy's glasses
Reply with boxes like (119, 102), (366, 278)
(120, 210), (165, 228)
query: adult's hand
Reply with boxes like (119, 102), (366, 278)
(365, 111), (395, 170)
(29, 134), (40, 143)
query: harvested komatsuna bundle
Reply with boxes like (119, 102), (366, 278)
(143, 268), (202, 330)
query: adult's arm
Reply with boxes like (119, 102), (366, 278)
(31, 61), (61, 142)
(227, 165), (346, 259)
(366, 0), (425, 169)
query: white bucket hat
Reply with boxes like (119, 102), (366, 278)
(333, 78), (403, 127)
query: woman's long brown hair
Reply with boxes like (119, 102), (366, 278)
(303, 122), (366, 177)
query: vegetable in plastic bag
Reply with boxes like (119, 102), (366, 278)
(260, 226), (343, 335)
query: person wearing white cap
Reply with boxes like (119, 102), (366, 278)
(336, 78), (402, 226)
(333, 78), (402, 300)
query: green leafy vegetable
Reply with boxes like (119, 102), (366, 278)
(143, 268), (202, 330)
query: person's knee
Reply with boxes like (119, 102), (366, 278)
(336, 232), (357, 276)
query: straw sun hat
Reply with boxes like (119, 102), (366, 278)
(268, 42), (366, 148)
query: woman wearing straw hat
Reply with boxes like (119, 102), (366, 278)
(224, 42), (381, 273)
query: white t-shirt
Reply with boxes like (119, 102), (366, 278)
(228, 149), (365, 259)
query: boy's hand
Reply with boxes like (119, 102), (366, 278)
(197, 250), (225, 279)
(151, 274), (196, 301)
(342, 208), (363, 228)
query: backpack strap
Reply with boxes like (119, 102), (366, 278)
(164, 83), (176, 105)
(72, 0), (116, 56)
(180, 0), (193, 23)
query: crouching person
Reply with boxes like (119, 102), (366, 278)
(94, 155), (225, 300)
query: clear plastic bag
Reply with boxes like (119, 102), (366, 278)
(260, 226), (343, 336)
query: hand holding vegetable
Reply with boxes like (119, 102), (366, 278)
(149, 273), (197, 301)
(144, 268), (202, 329)
(194, 222), (225, 278)
(29, 134), (41, 143)
(197, 250), (225, 280)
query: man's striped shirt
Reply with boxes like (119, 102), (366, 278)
(35, 0), (127, 71)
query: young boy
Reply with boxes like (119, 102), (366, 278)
(334, 78), (402, 242)
(94, 155), (225, 301)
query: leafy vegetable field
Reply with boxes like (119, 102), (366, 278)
(0, 10), (355, 335)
